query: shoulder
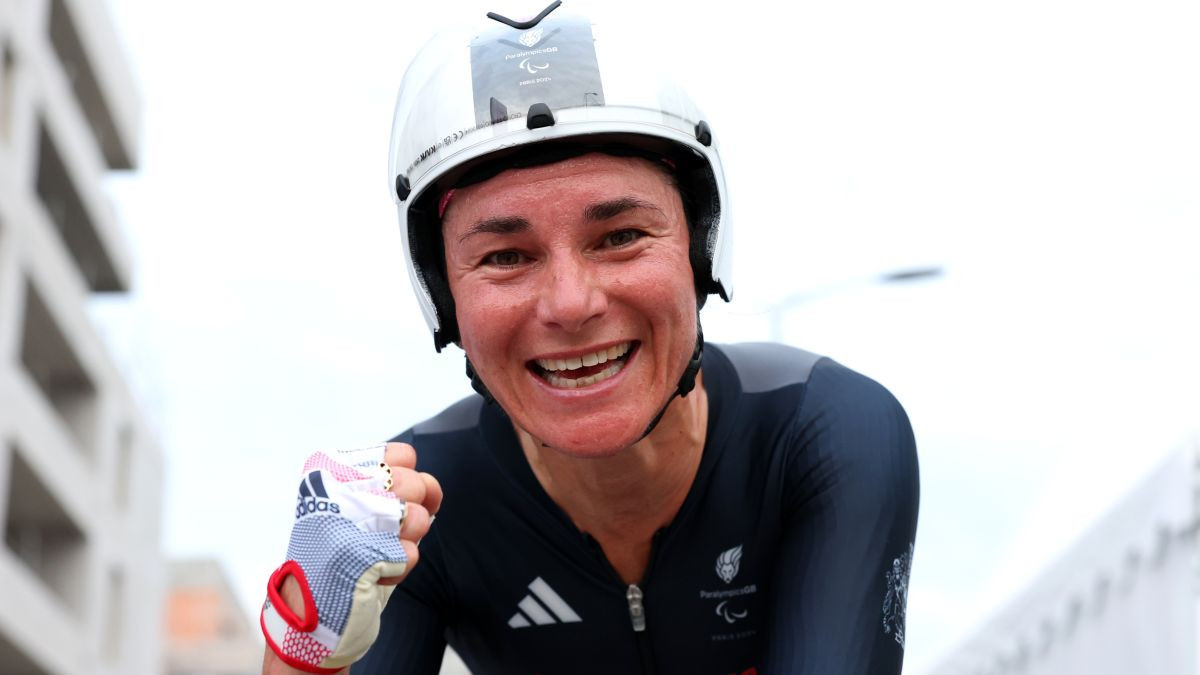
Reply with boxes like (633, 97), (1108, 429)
(711, 342), (916, 490)
(711, 341), (826, 394)
(771, 353), (918, 516)
(714, 341), (899, 408)
(412, 394), (486, 437)
(802, 356), (912, 442)
(709, 342), (907, 431)
(389, 394), (488, 474)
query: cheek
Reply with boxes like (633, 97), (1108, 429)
(619, 250), (695, 316)
(453, 291), (494, 352)
(452, 282), (527, 367)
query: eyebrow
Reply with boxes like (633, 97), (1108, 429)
(584, 197), (663, 222)
(457, 197), (663, 244)
(457, 216), (530, 244)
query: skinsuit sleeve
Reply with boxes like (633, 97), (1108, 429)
(764, 359), (920, 674)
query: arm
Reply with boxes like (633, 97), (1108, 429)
(765, 363), (920, 674)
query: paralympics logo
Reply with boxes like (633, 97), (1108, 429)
(295, 470), (341, 517)
(518, 57), (550, 75)
(716, 599), (748, 624)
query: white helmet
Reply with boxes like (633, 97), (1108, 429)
(389, 2), (732, 351)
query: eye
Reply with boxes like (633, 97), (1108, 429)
(484, 250), (526, 267)
(603, 229), (644, 248)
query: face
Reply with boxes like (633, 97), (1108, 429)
(442, 153), (698, 457)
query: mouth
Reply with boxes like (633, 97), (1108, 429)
(528, 341), (638, 389)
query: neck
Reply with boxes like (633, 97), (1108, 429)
(516, 371), (709, 543)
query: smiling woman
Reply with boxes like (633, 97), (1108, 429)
(260, 5), (919, 675)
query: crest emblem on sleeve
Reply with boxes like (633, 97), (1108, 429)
(882, 543), (914, 648)
(715, 545), (743, 584)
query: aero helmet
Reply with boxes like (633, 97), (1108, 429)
(389, 2), (733, 353)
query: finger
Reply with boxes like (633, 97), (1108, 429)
(379, 541), (420, 585)
(388, 467), (428, 503)
(384, 442), (417, 470)
(420, 472), (443, 516)
(400, 502), (432, 542)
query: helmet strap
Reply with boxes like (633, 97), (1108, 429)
(464, 357), (495, 405)
(637, 323), (704, 441)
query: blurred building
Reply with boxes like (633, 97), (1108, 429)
(0, 0), (164, 674)
(923, 440), (1200, 675)
(166, 558), (262, 675)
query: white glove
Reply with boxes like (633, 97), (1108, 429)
(261, 445), (407, 673)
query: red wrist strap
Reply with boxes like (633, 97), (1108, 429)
(267, 560), (319, 632)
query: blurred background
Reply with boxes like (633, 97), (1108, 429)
(0, 0), (1196, 672)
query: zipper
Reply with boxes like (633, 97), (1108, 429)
(626, 584), (646, 631)
(582, 529), (665, 673)
(633, 529), (665, 674)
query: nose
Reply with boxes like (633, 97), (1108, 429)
(535, 252), (607, 332)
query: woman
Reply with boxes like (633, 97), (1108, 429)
(262, 5), (918, 674)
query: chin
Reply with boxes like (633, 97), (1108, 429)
(525, 417), (650, 459)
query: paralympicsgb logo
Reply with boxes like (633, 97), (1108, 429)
(715, 545), (742, 584)
(295, 470), (341, 518)
(518, 27), (544, 48)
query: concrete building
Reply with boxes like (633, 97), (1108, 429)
(165, 559), (262, 675)
(0, 0), (164, 673)
(923, 439), (1200, 675)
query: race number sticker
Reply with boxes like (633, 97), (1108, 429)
(469, 16), (605, 126)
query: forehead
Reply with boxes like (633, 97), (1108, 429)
(440, 153), (680, 232)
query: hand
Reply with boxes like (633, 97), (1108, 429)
(261, 442), (442, 674)
(376, 442), (442, 584)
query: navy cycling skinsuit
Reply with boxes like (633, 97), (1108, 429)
(354, 343), (919, 674)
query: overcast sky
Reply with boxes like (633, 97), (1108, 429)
(97, 0), (1199, 671)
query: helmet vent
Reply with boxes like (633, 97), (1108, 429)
(526, 103), (556, 129)
(487, 1), (562, 30)
(395, 174), (412, 201)
(695, 120), (713, 147)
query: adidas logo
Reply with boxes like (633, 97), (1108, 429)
(507, 577), (582, 628)
(295, 471), (341, 517)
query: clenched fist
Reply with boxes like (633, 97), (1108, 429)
(262, 443), (442, 674)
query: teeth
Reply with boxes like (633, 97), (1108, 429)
(544, 360), (625, 389)
(536, 342), (630, 372)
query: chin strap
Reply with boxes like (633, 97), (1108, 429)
(465, 358), (495, 404)
(465, 325), (704, 444)
(637, 325), (704, 441)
